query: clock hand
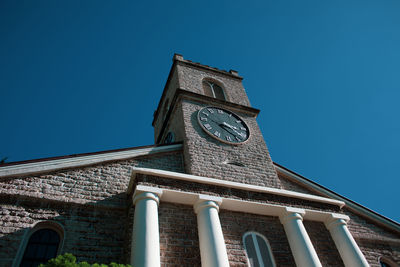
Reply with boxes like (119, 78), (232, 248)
(219, 123), (239, 138)
(222, 122), (238, 130)
(222, 122), (246, 138)
(219, 123), (246, 140)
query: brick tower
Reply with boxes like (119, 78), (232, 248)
(152, 54), (281, 188)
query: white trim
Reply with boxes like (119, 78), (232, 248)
(243, 232), (276, 267)
(134, 185), (346, 222)
(275, 165), (400, 232)
(134, 185), (358, 267)
(134, 186), (346, 267)
(12, 220), (65, 267)
(252, 233), (265, 267)
(0, 144), (182, 178)
(130, 167), (345, 208)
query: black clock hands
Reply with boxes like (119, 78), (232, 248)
(197, 106), (250, 144)
(219, 123), (236, 136)
(219, 123), (246, 140)
(221, 122), (246, 138)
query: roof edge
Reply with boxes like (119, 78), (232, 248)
(0, 143), (183, 178)
(274, 162), (400, 233)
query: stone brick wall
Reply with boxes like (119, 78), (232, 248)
(0, 151), (184, 266)
(346, 210), (400, 240)
(154, 57), (251, 145)
(357, 239), (400, 267)
(181, 99), (282, 188)
(137, 173), (400, 266)
(176, 62), (251, 107)
(153, 67), (180, 142)
(138, 175), (340, 213)
(158, 101), (186, 148)
(2, 152), (399, 266)
(345, 209), (400, 265)
(278, 171), (322, 195)
(158, 203), (200, 266)
(0, 196), (126, 266)
(303, 220), (344, 266)
(220, 210), (295, 266)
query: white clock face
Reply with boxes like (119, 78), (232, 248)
(197, 106), (250, 144)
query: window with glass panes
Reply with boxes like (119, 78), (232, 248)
(202, 81), (226, 100)
(243, 232), (276, 267)
(20, 229), (60, 267)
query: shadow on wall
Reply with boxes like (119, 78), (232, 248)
(0, 191), (134, 267)
(0, 152), (186, 266)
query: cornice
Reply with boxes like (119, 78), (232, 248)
(128, 167), (345, 208)
(132, 184), (346, 223)
(0, 144), (182, 178)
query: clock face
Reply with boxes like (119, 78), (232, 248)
(197, 106), (250, 144)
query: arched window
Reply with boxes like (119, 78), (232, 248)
(243, 232), (276, 267)
(202, 80), (226, 100)
(18, 222), (64, 267)
(379, 257), (396, 267)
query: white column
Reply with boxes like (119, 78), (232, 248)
(194, 195), (229, 267)
(131, 188), (163, 267)
(279, 207), (322, 267)
(325, 214), (369, 267)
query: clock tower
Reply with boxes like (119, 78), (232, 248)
(152, 54), (282, 188)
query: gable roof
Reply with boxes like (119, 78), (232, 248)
(275, 163), (400, 232)
(1, 142), (399, 233)
(0, 143), (182, 178)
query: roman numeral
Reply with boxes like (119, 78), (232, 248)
(202, 112), (209, 116)
(204, 124), (212, 130)
(214, 131), (221, 137)
(200, 117), (207, 121)
(207, 108), (214, 113)
(226, 136), (232, 141)
(217, 109), (223, 114)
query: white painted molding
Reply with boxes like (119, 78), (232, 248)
(134, 185), (346, 222)
(194, 194), (223, 214)
(130, 167), (345, 208)
(0, 144), (182, 178)
(133, 185), (163, 205)
(275, 164), (400, 232)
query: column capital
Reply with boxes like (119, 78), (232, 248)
(279, 207), (305, 224)
(132, 186), (163, 206)
(325, 213), (350, 230)
(194, 194), (222, 214)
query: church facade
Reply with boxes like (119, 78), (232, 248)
(0, 54), (399, 267)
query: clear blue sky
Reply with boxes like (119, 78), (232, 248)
(1, 1), (399, 222)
